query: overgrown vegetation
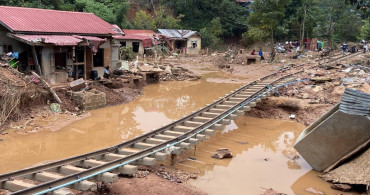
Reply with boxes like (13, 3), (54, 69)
(0, 0), (368, 50)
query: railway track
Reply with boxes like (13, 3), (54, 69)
(0, 52), (358, 195)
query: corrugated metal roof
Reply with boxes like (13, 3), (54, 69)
(0, 6), (116, 35)
(9, 34), (105, 46)
(113, 35), (154, 48)
(157, 29), (200, 39)
(122, 29), (156, 37)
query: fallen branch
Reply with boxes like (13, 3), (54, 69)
(31, 71), (62, 104)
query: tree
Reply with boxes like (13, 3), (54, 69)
(76, 0), (115, 23)
(359, 18), (370, 40)
(247, 0), (290, 61)
(152, 6), (182, 29)
(200, 17), (222, 48)
(132, 10), (155, 30)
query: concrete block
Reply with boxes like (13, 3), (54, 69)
(227, 114), (238, 120)
(228, 97), (244, 102)
(81, 159), (105, 168)
(202, 129), (215, 136)
(184, 121), (203, 127)
(234, 110), (245, 116)
(163, 130), (184, 136)
(178, 142), (191, 149)
(154, 152), (167, 161)
(33, 172), (62, 182)
(242, 106), (251, 111)
(72, 180), (97, 191)
(174, 125), (193, 132)
(134, 142), (156, 149)
(154, 134), (176, 141)
(145, 138), (166, 145)
(117, 148), (140, 155)
(261, 95), (267, 100)
(171, 146), (182, 154)
(249, 102), (257, 107)
(58, 165), (85, 175)
(212, 124), (223, 130)
(95, 172), (118, 183)
(195, 134), (206, 141)
(192, 116), (212, 123)
(215, 104), (233, 109)
(103, 153), (127, 161)
(201, 112), (218, 118)
(220, 119), (231, 125)
(53, 188), (74, 195)
(115, 165), (137, 175)
(3, 180), (35, 192)
(187, 138), (200, 145)
(234, 94), (249, 98)
(137, 157), (156, 166)
(223, 101), (239, 106)
(208, 108), (226, 113)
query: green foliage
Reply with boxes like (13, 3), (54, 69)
(241, 27), (269, 45)
(247, 0), (290, 44)
(160, 0), (248, 37)
(132, 10), (155, 30)
(119, 46), (135, 61)
(153, 6), (182, 30)
(76, 0), (115, 23)
(359, 18), (370, 40)
(200, 17), (222, 48)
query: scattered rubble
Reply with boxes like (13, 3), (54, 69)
(330, 184), (353, 192)
(261, 188), (287, 195)
(305, 187), (325, 195)
(211, 148), (233, 159)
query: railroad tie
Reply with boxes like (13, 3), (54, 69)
(192, 116), (212, 123)
(201, 112), (218, 118)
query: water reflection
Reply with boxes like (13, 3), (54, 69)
(0, 73), (242, 173)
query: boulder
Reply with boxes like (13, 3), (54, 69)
(211, 148), (233, 159)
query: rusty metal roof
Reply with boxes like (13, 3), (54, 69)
(122, 29), (156, 37)
(157, 29), (200, 40)
(0, 6), (116, 35)
(9, 34), (106, 46)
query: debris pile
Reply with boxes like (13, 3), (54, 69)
(0, 64), (50, 130)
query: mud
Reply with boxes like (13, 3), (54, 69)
(167, 117), (359, 195)
(0, 72), (242, 174)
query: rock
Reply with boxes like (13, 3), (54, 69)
(289, 114), (296, 119)
(236, 141), (249, 144)
(312, 86), (323, 92)
(311, 77), (333, 83)
(302, 93), (310, 99)
(357, 70), (365, 76)
(189, 174), (197, 179)
(330, 184), (352, 192)
(211, 148), (233, 159)
(262, 188), (287, 195)
(305, 187), (325, 194)
(0, 138), (4, 142)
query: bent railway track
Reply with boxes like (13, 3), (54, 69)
(0, 52), (357, 195)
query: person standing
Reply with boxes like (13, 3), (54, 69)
(342, 42), (348, 55)
(259, 49), (264, 60)
(251, 49), (256, 55)
(364, 42), (368, 53)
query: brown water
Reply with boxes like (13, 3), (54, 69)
(0, 72), (242, 174)
(177, 117), (356, 195)
(0, 70), (354, 195)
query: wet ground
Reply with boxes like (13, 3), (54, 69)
(0, 66), (358, 194)
(0, 72), (242, 174)
(172, 117), (356, 195)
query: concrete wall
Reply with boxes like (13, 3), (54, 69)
(0, 31), (29, 54)
(111, 42), (120, 68)
(41, 46), (55, 82)
(186, 35), (201, 55)
(120, 40), (144, 56)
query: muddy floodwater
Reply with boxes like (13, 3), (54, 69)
(0, 72), (242, 173)
(177, 117), (356, 195)
(0, 70), (354, 195)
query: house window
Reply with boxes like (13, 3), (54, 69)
(93, 48), (104, 67)
(120, 42), (126, 47)
(2, 45), (13, 54)
(132, 42), (140, 53)
(191, 41), (197, 48)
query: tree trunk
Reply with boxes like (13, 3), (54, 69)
(270, 28), (275, 62)
(301, 5), (307, 53)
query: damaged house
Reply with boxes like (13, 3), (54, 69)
(0, 6), (123, 82)
(157, 29), (202, 55)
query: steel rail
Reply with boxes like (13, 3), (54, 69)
(0, 51), (357, 194)
(14, 70), (303, 195)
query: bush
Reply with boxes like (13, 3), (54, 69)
(119, 47), (135, 61)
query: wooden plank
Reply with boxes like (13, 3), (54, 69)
(31, 71), (62, 104)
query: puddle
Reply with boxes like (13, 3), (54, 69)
(173, 117), (358, 195)
(0, 73), (242, 174)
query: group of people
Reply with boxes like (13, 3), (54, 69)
(341, 41), (368, 55)
(250, 49), (264, 60)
